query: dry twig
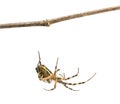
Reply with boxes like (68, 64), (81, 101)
(0, 6), (120, 29)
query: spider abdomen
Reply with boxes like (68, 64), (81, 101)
(36, 64), (52, 83)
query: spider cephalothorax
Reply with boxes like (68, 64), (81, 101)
(35, 51), (96, 91)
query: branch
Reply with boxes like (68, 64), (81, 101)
(0, 5), (120, 29)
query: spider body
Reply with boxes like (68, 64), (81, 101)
(36, 64), (52, 83)
(35, 51), (96, 91)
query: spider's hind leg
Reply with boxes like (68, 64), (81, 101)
(63, 73), (96, 86)
(63, 84), (79, 91)
(64, 68), (79, 80)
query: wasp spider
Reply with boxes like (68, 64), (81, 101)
(35, 51), (96, 91)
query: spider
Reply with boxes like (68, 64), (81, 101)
(35, 51), (96, 91)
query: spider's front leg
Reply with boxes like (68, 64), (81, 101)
(43, 58), (60, 91)
(40, 58), (60, 81)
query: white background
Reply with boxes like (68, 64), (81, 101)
(0, 0), (120, 104)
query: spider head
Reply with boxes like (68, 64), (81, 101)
(35, 66), (40, 73)
(35, 65), (45, 81)
(35, 64), (44, 74)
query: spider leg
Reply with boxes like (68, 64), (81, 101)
(43, 80), (57, 91)
(55, 58), (59, 70)
(39, 74), (53, 81)
(43, 58), (60, 91)
(62, 73), (96, 85)
(59, 73), (65, 80)
(64, 68), (79, 80)
(38, 51), (41, 65)
(53, 58), (60, 75)
(63, 84), (79, 91)
(39, 68), (60, 81)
